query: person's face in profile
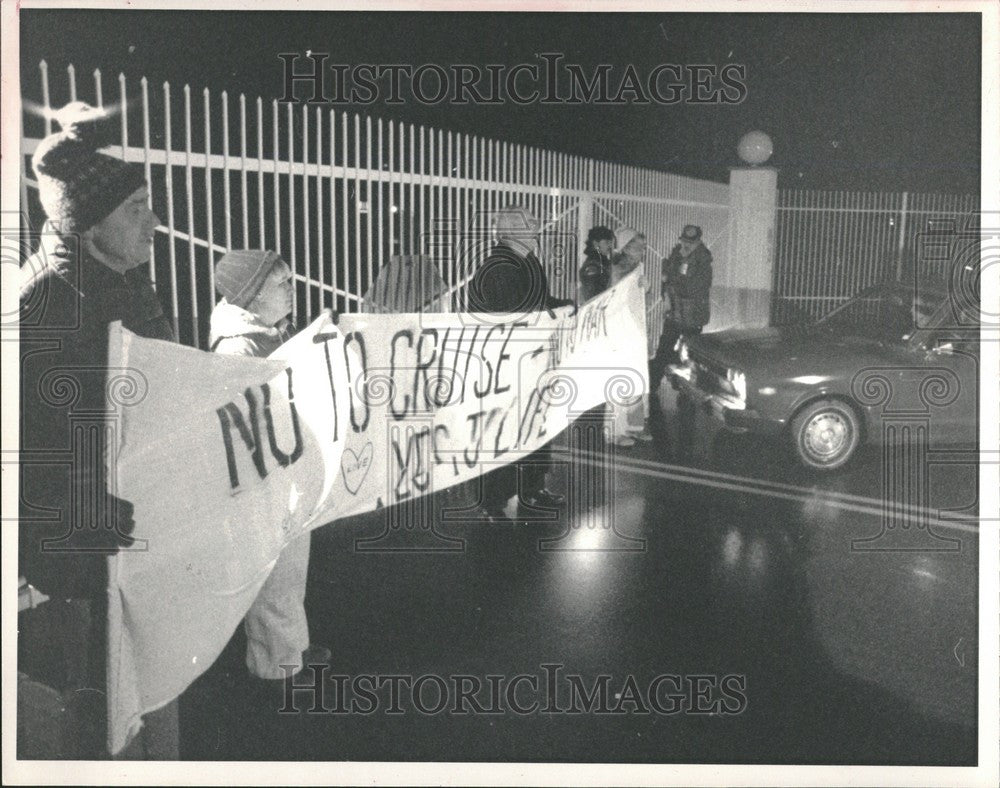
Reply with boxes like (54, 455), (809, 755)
(85, 186), (160, 271)
(248, 259), (294, 325)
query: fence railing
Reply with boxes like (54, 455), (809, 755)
(772, 189), (979, 323)
(20, 60), (732, 353)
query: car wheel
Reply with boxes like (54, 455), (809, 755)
(791, 398), (861, 470)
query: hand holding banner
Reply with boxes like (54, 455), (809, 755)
(106, 269), (648, 754)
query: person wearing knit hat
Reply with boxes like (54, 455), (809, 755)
(208, 250), (331, 683)
(34, 103), (147, 232)
(214, 249), (284, 310)
(209, 249), (294, 355)
(20, 102), (178, 759)
(613, 227), (641, 255)
(610, 227), (646, 285)
(32, 102), (159, 276)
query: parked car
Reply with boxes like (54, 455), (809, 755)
(668, 282), (979, 470)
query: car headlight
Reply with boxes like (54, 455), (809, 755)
(727, 369), (747, 402)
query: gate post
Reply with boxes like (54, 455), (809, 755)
(895, 191), (909, 281)
(727, 167), (778, 329)
(576, 193), (593, 268)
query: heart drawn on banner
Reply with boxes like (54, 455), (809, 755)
(341, 442), (374, 495)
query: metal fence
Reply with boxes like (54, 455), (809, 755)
(20, 61), (732, 353)
(772, 189), (979, 323)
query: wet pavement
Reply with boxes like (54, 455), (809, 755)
(182, 384), (978, 764)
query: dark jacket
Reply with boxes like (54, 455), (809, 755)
(19, 228), (175, 599)
(208, 300), (293, 357)
(468, 242), (572, 314)
(578, 249), (612, 303)
(663, 242), (713, 329)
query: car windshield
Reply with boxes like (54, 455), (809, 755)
(817, 285), (943, 343)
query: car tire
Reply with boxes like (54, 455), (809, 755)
(790, 398), (861, 471)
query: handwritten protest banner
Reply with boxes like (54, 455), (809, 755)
(106, 269), (648, 754)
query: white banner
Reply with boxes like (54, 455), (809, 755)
(106, 270), (648, 754)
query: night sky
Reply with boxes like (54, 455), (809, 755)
(21, 10), (982, 193)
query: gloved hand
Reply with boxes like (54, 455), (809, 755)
(545, 297), (576, 319)
(64, 466), (135, 547)
(63, 485), (136, 552)
(18, 492), (136, 601)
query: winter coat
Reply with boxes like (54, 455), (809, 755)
(208, 300), (293, 358)
(662, 242), (713, 329)
(578, 249), (612, 303)
(468, 242), (573, 314)
(19, 227), (175, 599)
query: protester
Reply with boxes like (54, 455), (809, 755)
(649, 224), (714, 410)
(19, 102), (179, 758)
(467, 204), (572, 523)
(576, 225), (617, 446)
(608, 227), (653, 446)
(208, 249), (332, 684)
(578, 225), (615, 303)
(610, 227), (646, 287)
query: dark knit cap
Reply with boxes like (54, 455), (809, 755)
(214, 249), (282, 309)
(31, 102), (147, 235)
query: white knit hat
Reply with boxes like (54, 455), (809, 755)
(614, 227), (643, 254)
(214, 249), (281, 308)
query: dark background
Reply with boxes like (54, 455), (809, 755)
(21, 10), (981, 193)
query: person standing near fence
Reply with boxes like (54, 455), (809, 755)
(609, 228), (653, 446)
(578, 225), (615, 303)
(208, 249), (332, 687)
(18, 102), (179, 759)
(467, 204), (571, 524)
(649, 224), (713, 413)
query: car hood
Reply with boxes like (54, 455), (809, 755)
(687, 326), (905, 378)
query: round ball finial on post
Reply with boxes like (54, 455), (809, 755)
(737, 131), (773, 166)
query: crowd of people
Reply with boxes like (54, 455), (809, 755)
(579, 220), (714, 445)
(17, 101), (712, 759)
(19, 102), (331, 760)
(454, 205), (714, 529)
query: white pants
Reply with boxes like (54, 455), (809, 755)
(244, 531), (311, 679)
